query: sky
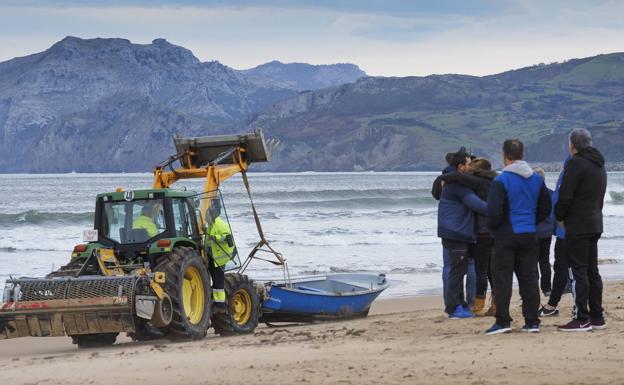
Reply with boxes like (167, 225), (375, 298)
(0, 0), (623, 76)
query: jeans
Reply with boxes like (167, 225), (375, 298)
(442, 247), (476, 309)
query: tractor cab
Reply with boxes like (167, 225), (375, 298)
(77, 188), (241, 271)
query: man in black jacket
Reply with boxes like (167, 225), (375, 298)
(556, 128), (608, 332)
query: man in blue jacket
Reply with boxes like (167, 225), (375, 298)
(539, 156), (572, 317)
(485, 139), (551, 335)
(438, 152), (488, 319)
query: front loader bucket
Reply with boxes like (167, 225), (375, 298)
(173, 130), (270, 167)
(0, 276), (137, 339)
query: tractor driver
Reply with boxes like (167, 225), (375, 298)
(132, 203), (161, 238)
(204, 199), (235, 309)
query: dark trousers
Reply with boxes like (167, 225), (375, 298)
(209, 263), (225, 290)
(537, 237), (552, 294)
(492, 234), (540, 326)
(566, 234), (603, 322)
(470, 236), (493, 298)
(547, 238), (569, 307)
(443, 241), (470, 314)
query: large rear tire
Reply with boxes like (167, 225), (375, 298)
(155, 247), (211, 340)
(71, 333), (118, 348)
(212, 273), (260, 336)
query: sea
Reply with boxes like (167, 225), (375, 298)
(1, 172), (624, 298)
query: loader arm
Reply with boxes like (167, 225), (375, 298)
(152, 147), (248, 229)
(152, 130), (269, 252)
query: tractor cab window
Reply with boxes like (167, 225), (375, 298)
(197, 191), (241, 272)
(172, 198), (196, 238)
(102, 199), (165, 243)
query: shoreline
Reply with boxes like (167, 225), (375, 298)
(2, 281), (623, 384)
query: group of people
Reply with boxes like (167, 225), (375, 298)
(432, 128), (607, 335)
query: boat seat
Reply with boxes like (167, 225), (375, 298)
(296, 285), (326, 293)
(328, 280), (371, 291)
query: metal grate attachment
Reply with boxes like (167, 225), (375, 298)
(65, 277), (134, 299)
(8, 276), (136, 302)
(12, 280), (70, 301)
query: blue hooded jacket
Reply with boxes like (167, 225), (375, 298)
(487, 161), (552, 238)
(552, 156), (572, 239)
(536, 188), (555, 239)
(437, 182), (488, 243)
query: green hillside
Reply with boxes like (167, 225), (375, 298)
(251, 53), (624, 171)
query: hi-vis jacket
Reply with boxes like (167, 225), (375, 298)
(205, 217), (234, 267)
(132, 215), (158, 237)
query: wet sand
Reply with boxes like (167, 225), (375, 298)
(1, 282), (623, 385)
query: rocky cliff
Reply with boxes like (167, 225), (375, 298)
(0, 37), (298, 172)
(241, 61), (366, 91)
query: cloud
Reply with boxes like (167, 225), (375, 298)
(0, 1), (623, 76)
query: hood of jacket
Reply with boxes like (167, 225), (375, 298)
(470, 169), (498, 180)
(442, 165), (455, 174)
(502, 160), (534, 179)
(577, 147), (605, 168)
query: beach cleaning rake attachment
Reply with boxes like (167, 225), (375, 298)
(0, 271), (171, 339)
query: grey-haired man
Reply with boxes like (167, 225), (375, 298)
(556, 128), (607, 332)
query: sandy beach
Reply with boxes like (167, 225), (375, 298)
(1, 282), (623, 385)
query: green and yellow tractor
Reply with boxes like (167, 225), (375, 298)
(0, 131), (272, 347)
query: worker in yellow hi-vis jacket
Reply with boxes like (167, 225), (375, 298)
(204, 199), (235, 309)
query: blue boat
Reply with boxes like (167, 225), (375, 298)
(260, 273), (389, 323)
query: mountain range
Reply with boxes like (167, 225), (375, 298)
(0, 37), (364, 172)
(0, 36), (623, 172)
(251, 54), (624, 171)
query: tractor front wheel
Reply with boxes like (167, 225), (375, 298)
(212, 273), (260, 336)
(155, 247), (211, 340)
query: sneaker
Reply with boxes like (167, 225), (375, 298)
(522, 324), (540, 333)
(485, 323), (512, 335)
(449, 305), (473, 319)
(538, 305), (559, 317)
(590, 318), (607, 330)
(558, 319), (592, 332)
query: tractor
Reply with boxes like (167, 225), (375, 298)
(0, 131), (279, 347)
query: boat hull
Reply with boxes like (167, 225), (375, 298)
(260, 274), (388, 323)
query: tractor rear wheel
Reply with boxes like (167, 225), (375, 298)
(155, 246), (211, 340)
(71, 333), (118, 348)
(212, 273), (260, 336)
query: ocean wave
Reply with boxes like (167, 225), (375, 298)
(232, 196), (435, 210)
(299, 265), (441, 275)
(225, 188), (433, 202)
(276, 239), (435, 247)
(609, 191), (624, 204)
(0, 246), (72, 253)
(0, 210), (93, 226)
